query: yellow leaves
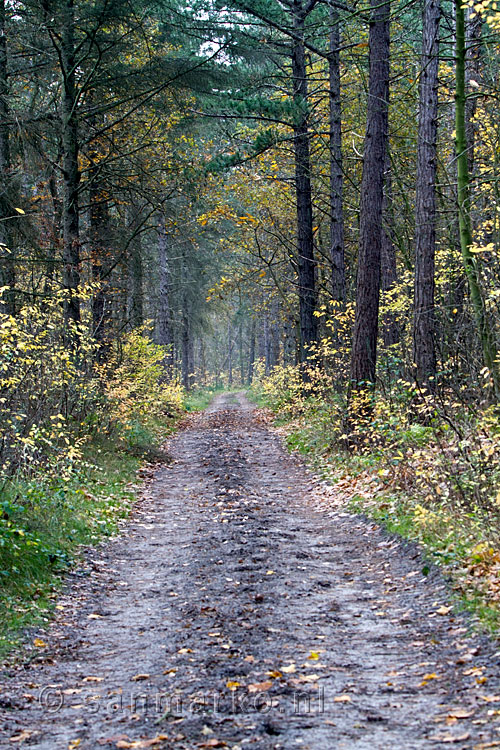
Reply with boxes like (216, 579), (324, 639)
(420, 672), (440, 686)
(307, 651), (320, 660)
(14, 207), (25, 214)
(226, 680), (241, 691)
(33, 638), (47, 648)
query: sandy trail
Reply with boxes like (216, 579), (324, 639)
(1, 392), (500, 749)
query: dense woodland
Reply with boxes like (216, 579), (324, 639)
(1, 0), (499, 394)
(3, 0), (500, 640)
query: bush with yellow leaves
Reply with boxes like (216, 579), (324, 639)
(0, 287), (101, 479)
(102, 326), (184, 435)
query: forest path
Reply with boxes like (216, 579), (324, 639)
(2, 392), (500, 749)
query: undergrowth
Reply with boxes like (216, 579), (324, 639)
(0, 292), (198, 658)
(0, 441), (139, 659)
(250, 359), (500, 637)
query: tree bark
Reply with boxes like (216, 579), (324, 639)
(181, 288), (192, 391)
(413, 0), (440, 389)
(61, 0), (81, 324)
(381, 152), (399, 348)
(89, 179), (111, 351)
(247, 318), (256, 384)
(0, 0), (15, 315)
(127, 207), (143, 329)
(454, 0), (499, 395)
(291, 0), (317, 363)
(329, 7), (345, 304)
(228, 321), (233, 386)
(157, 215), (173, 374)
(350, 0), (390, 387)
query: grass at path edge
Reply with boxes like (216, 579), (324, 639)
(245, 389), (500, 638)
(0, 387), (222, 661)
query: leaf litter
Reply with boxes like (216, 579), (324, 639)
(2, 393), (500, 748)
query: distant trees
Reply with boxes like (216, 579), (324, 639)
(0, 0), (500, 403)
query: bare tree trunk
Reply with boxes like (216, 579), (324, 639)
(228, 321), (233, 387)
(413, 0), (440, 389)
(350, 0), (390, 387)
(89, 179), (111, 351)
(0, 0), (15, 315)
(292, 0), (317, 362)
(247, 319), (256, 384)
(157, 216), (173, 374)
(264, 314), (271, 374)
(45, 171), (62, 295)
(239, 318), (245, 384)
(127, 207), (143, 329)
(381, 152), (399, 348)
(61, 0), (80, 324)
(465, 9), (481, 177)
(181, 290), (191, 391)
(329, 7), (345, 304)
(454, 0), (499, 395)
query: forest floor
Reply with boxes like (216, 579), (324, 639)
(2, 393), (500, 749)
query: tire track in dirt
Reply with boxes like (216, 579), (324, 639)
(2, 392), (500, 749)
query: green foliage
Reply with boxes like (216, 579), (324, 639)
(184, 385), (224, 412)
(0, 441), (139, 657)
(0, 293), (188, 656)
(256, 354), (500, 634)
(103, 327), (184, 431)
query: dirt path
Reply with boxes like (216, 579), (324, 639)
(2, 393), (500, 749)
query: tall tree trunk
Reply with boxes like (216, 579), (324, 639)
(157, 215), (173, 374)
(45, 170), (62, 295)
(239, 318), (245, 383)
(329, 7), (345, 304)
(228, 321), (233, 387)
(264, 313), (271, 374)
(181, 291), (191, 391)
(413, 0), (440, 389)
(0, 0), (15, 315)
(270, 299), (280, 368)
(381, 152), (399, 348)
(127, 207), (143, 329)
(292, 0), (317, 363)
(454, 0), (499, 395)
(247, 318), (256, 384)
(350, 0), (390, 387)
(61, 0), (80, 324)
(465, 9), (482, 177)
(90, 179), (111, 351)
